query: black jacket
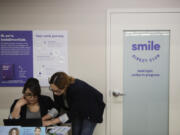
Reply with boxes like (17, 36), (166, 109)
(10, 95), (54, 119)
(54, 79), (106, 123)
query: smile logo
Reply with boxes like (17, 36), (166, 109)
(131, 40), (160, 63)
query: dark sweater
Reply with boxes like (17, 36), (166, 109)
(10, 95), (54, 119)
(54, 79), (106, 123)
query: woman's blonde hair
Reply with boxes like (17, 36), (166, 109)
(49, 72), (74, 89)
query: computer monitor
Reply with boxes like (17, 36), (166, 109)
(3, 119), (42, 127)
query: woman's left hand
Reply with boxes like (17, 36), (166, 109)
(42, 120), (52, 126)
(43, 118), (60, 126)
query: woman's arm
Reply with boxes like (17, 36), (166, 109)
(43, 117), (61, 126)
(42, 108), (58, 121)
(42, 114), (52, 121)
(10, 97), (27, 119)
(41, 96), (59, 121)
(43, 113), (69, 126)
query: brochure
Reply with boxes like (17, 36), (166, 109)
(0, 126), (70, 135)
(21, 127), (46, 135)
(46, 126), (71, 135)
(0, 126), (21, 135)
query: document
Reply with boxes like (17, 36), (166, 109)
(46, 126), (71, 135)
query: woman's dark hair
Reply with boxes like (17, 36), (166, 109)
(22, 78), (41, 96)
(49, 72), (74, 89)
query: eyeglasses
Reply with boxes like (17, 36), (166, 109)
(49, 86), (62, 94)
(24, 93), (38, 98)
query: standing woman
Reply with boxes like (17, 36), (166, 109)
(43, 72), (105, 135)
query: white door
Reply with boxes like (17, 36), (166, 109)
(107, 9), (180, 135)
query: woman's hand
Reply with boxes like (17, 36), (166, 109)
(16, 97), (28, 107)
(11, 97), (28, 119)
(43, 120), (53, 126)
(42, 114), (52, 121)
(43, 118), (61, 126)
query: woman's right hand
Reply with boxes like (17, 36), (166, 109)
(16, 97), (28, 107)
(11, 97), (28, 119)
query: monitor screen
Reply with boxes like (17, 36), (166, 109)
(3, 119), (42, 127)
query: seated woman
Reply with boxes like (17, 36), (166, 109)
(9, 78), (58, 120)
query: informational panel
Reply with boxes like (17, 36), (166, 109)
(0, 30), (68, 87)
(0, 126), (46, 135)
(123, 30), (169, 135)
(0, 31), (33, 86)
(33, 31), (68, 86)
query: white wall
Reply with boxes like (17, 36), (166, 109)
(0, 0), (180, 135)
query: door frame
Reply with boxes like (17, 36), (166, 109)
(106, 8), (180, 135)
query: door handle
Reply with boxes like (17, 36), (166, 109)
(112, 90), (125, 97)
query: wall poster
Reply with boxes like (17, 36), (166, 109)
(0, 30), (68, 87)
